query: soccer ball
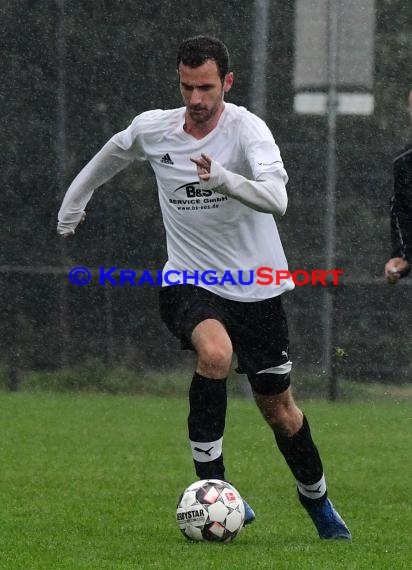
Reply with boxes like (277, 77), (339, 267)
(176, 479), (245, 543)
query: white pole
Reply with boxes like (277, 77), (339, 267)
(56, 0), (69, 368)
(250, 0), (270, 119)
(322, 0), (339, 399)
(56, 0), (66, 196)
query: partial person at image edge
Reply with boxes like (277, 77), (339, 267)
(384, 90), (412, 284)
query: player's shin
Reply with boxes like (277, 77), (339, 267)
(274, 415), (327, 503)
(188, 372), (227, 480)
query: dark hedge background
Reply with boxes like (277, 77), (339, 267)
(2, 0), (412, 386)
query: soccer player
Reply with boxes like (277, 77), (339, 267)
(385, 90), (412, 284)
(57, 35), (351, 539)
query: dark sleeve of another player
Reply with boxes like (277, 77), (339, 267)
(390, 150), (412, 261)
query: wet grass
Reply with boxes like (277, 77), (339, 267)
(0, 392), (411, 569)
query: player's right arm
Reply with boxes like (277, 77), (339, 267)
(57, 117), (144, 237)
(385, 149), (412, 283)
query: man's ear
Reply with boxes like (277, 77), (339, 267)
(223, 72), (234, 94)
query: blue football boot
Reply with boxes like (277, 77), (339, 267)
(243, 498), (256, 525)
(299, 494), (351, 539)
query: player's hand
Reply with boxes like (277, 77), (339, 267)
(384, 257), (410, 284)
(190, 153), (211, 181)
(57, 211), (86, 238)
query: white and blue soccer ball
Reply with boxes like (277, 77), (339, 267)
(176, 479), (245, 543)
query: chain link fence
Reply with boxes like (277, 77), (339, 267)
(2, 0), (412, 396)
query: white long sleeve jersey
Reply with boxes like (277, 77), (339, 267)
(58, 102), (294, 301)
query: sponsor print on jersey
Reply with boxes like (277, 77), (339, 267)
(169, 181), (228, 212)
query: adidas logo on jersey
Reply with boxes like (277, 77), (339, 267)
(160, 153), (174, 165)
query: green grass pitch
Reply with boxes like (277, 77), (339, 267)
(0, 392), (411, 569)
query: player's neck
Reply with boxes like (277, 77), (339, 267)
(184, 103), (225, 140)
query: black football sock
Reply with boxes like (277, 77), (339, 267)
(188, 372), (227, 480)
(274, 415), (327, 504)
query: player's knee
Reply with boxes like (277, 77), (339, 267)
(248, 360), (292, 396)
(197, 341), (233, 378)
(269, 400), (303, 435)
(251, 369), (303, 435)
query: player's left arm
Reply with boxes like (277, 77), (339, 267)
(190, 153), (287, 215)
(190, 116), (288, 215)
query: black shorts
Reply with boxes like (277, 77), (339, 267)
(159, 285), (290, 376)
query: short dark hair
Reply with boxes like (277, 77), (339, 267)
(176, 35), (230, 82)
